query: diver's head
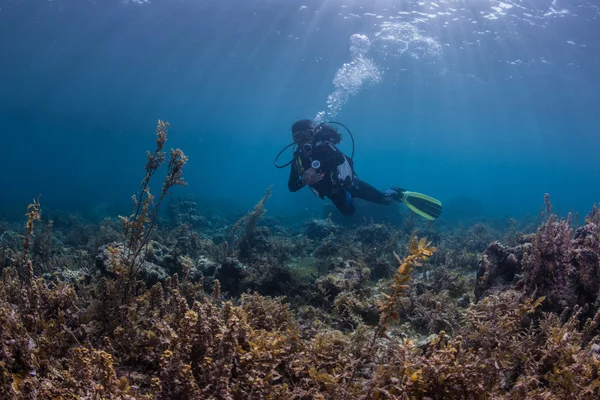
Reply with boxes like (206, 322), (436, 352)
(291, 119), (315, 144)
(291, 119), (343, 157)
(318, 123), (342, 144)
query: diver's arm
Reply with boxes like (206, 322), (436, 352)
(288, 164), (304, 192)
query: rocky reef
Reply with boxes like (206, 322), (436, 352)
(2, 122), (600, 399)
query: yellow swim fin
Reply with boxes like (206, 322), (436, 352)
(399, 191), (442, 220)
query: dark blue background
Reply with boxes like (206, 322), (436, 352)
(1, 0), (598, 221)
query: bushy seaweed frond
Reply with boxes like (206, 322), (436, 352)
(9, 142), (600, 399)
(228, 186), (272, 259)
(21, 197), (41, 285)
(116, 120), (188, 301)
(345, 236), (436, 399)
(378, 237), (436, 329)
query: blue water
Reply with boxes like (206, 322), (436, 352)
(1, 0), (599, 223)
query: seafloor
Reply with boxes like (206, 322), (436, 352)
(2, 123), (600, 399)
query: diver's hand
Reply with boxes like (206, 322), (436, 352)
(302, 168), (323, 185)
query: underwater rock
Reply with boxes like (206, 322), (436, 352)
(355, 223), (393, 245)
(42, 268), (91, 284)
(573, 247), (600, 302)
(139, 261), (169, 286)
(305, 219), (335, 240)
(144, 240), (170, 266)
(173, 232), (216, 260)
(146, 241), (204, 280)
(435, 247), (481, 273)
(427, 265), (472, 299)
(96, 242), (169, 287)
(333, 290), (379, 330)
(250, 226), (272, 252)
(520, 217), (578, 312)
(143, 240), (200, 278)
(457, 293), (471, 308)
(239, 226), (271, 259)
(313, 237), (340, 259)
(196, 255), (219, 276)
(316, 258), (370, 300)
(261, 216), (288, 235)
(368, 257), (394, 280)
(95, 241), (200, 287)
(0, 247), (17, 271)
(524, 220), (600, 311)
(398, 289), (462, 335)
(574, 223), (600, 243)
(295, 305), (332, 339)
(476, 219), (600, 314)
(167, 195), (206, 228)
(474, 241), (525, 301)
(416, 332), (456, 358)
(0, 230), (21, 250)
(211, 233), (227, 246)
(44, 211), (95, 247)
(244, 261), (294, 297)
(213, 257), (247, 296)
(268, 235), (303, 262)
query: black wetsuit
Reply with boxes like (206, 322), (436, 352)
(288, 141), (391, 216)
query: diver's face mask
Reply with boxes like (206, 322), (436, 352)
(292, 129), (315, 143)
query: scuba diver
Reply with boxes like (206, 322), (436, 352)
(274, 119), (442, 219)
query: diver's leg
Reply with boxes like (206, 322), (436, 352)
(348, 179), (393, 205)
(327, 189), (355, 216)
